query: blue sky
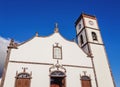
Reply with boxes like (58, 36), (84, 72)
(0, 0), (120, 86)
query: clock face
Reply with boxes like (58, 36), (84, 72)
(89, 20), (94, 25)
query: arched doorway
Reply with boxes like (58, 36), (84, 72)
(81, 76), (91, 87)
(14, 68), (32, 87)
(15, 72), (31, 87)
(50, 71), (66, 87)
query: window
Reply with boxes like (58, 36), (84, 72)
(50, 71), (66, 87)
(79, 24), (81, 29)
(15, 68), (31, 87)
(81, 76), (91, 87)
(80, 35), (84, 45)
(92, 32), (97, 41)
(53, 43), (62, 59)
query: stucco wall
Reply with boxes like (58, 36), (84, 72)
(3, 62), (96, 87)
(10, 33), (92, 67)
(90, 44), (115, 87)
(2, 33), (96, 87)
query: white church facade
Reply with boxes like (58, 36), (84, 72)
(0, 13), (115, 87)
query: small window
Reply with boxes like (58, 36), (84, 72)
(92, 32), (97, 41)
(81, 76), (91, 87)
(80, 35), (84, 45)
(53, 43), (62, 59)
(79, 24), (81, 29)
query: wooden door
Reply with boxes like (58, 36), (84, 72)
(15, 78), (30, 87)
(82, 80), (91, 87)
(51, 84), (60, 87)
(62, 78), (65, 87)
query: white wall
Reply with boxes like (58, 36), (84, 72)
(83, 18), (99, 29)
(90, 44), (115, 87)
(0, 78), (1, 84)
(86, 28), (103, 44)
(3, 33), (96, 87)
(76, 19), (84, 34)
(10, 33), (92, 67)
(75, 14), (115, 87)
(3, 62), (96, 87)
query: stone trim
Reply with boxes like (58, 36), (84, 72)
(53, 43), (62, 60)
(75, 13), (96, 27)
(62, 64), (93, 69)
(76, 27), (85, 36)
(81, 41), (104, 49)
(9, 60), (93, 69)
(49, 60), (66, 73)
(91, 58), (99, 87)
(82, 13), (96, 20)
(85, 26), (100, 31)
(84, 26), (91, 55)
(9, 60), (53, 66)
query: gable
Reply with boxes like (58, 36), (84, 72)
(9, 33), (92, 67)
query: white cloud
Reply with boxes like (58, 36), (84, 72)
(0, 36), (20, 77)
(0, 78), (1, 84)
(0, 36), (10, 77)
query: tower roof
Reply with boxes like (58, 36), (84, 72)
(75, 13), (96, 27)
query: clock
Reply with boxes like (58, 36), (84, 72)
(89, 20), (94, 25)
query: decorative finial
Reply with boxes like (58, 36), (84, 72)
(55, 60), (60, 70)
(49, 60), (66, 72)
(8, 39), (17, 49)
(22, 67), (28, 72)
(54, 23), (59, 33)
(55, 23), (58, 28)
(9, 39), (14, 46)
(83, 71), (87, 76)
(57, 60), (59, 64)
(35, 32), (39, 37)
(82, 11), (84, 14)
(55, 43), (59, 46)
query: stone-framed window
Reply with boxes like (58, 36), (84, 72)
(80, 35), (84, 45)
(92, 32), (98, 41)
(53, 43), (62, 59)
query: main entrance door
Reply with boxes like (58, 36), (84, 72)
(50, 71), (66, 87)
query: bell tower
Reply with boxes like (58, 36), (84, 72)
(75, 13), (103, 56)
(75, 13), (115, 87)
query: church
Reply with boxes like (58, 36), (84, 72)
(0, 13), (115, 87)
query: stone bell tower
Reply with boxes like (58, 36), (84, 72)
(75, 13), (115, 87)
